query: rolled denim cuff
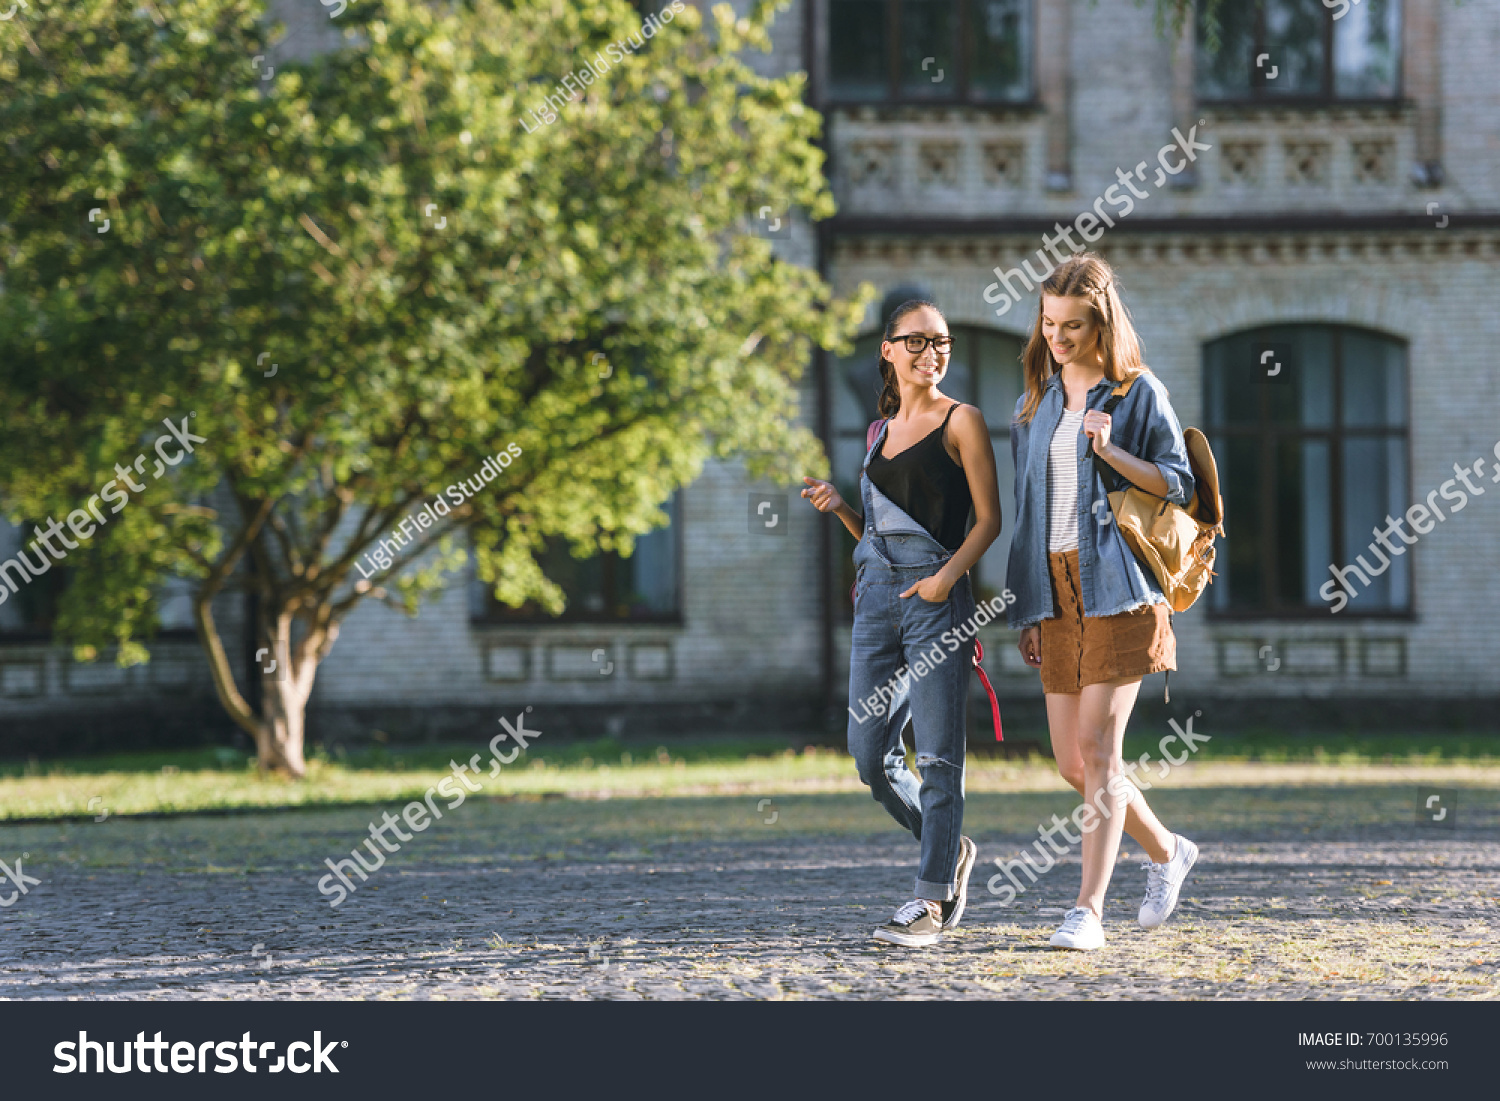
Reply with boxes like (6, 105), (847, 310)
(1156, 462), (1190, 506)
(916, 877), (956, 902)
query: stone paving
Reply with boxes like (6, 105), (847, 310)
(1, 792), (1496, 1000)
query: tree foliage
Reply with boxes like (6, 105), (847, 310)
(0, 0), (872, 771)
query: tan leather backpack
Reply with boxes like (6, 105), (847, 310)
(1092, 376), (1225, 613)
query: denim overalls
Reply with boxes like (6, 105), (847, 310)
(847, 421), (978, 902)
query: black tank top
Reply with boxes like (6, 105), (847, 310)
(867, 403), (973, 551)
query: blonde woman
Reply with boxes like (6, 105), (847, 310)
(1005, 254), (1199, 950)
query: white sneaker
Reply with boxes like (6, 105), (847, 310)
(1048, 906), (1105, 950)
(1138, 834), (1198, 929)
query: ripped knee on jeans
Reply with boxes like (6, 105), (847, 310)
(915, 753), (960, 769)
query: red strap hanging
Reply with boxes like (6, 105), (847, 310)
(972, 639), (1003, 742)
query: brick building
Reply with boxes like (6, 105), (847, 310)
(5, 0), (1499, 745)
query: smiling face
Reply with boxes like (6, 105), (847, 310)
(881, 305), (951, 389)
(1040, 294), (1102, 368)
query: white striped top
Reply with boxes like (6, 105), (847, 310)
(1047, 407), (1087, 553)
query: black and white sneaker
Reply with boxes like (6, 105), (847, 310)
(872, 899), (944, 947)
(940, 836), (978, 930)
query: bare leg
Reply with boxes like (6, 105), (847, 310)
(1045, 691), (1173, 865)
(1073, 677), (1156, 917)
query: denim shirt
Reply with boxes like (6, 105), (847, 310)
(1005, 369), (1194, 629)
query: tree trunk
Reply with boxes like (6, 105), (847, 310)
(194, 589), (323, 779)
(255, 666), (309, 778)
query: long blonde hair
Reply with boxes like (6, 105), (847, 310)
(1017, 254), (1145, 424)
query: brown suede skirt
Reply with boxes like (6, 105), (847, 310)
(1038, 549), (1175, 695)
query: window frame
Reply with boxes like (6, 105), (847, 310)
(1203, 323), (1414, 622)
(0, 533), (199, 644)
(473, 495), (685, 627)
(1195, 0), (1403, 108)
(820, 0), (1036, 108)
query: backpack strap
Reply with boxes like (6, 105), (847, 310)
(1085, 376), (1139, 501)
(1081, 374), (1137, 460)
(1101, 377), (1135, 414)
(972, 640), (1003, 742)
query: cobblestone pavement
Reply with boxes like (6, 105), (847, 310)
(1, 792), (1496, 1000)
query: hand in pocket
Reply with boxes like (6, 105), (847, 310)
(900, 574), (952, 604)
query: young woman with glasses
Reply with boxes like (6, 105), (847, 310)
(801, 299), (1002, 946)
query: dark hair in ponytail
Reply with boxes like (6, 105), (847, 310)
(877, 298), (946, 418)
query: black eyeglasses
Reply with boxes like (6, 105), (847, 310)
(890, 333), (953, 355)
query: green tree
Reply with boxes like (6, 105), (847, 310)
(0, 0), (871, 775)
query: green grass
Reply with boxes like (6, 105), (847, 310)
(0, 730), (1496, 822)
(0, 737), (825, 779)
(5, 728), (1498, 778)
(0, 739), (866, 821)
(1131, 727), (1500, 765)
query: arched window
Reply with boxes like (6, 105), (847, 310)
(831, 324), (1024, 615)
(1203, 324), (1410, 616)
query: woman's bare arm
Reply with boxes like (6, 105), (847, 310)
(801, 477), (864, 540)
(936, 406), (1002, 583)
(1083, 409), (1170, 496)
(1096, 440), (1170, 496)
